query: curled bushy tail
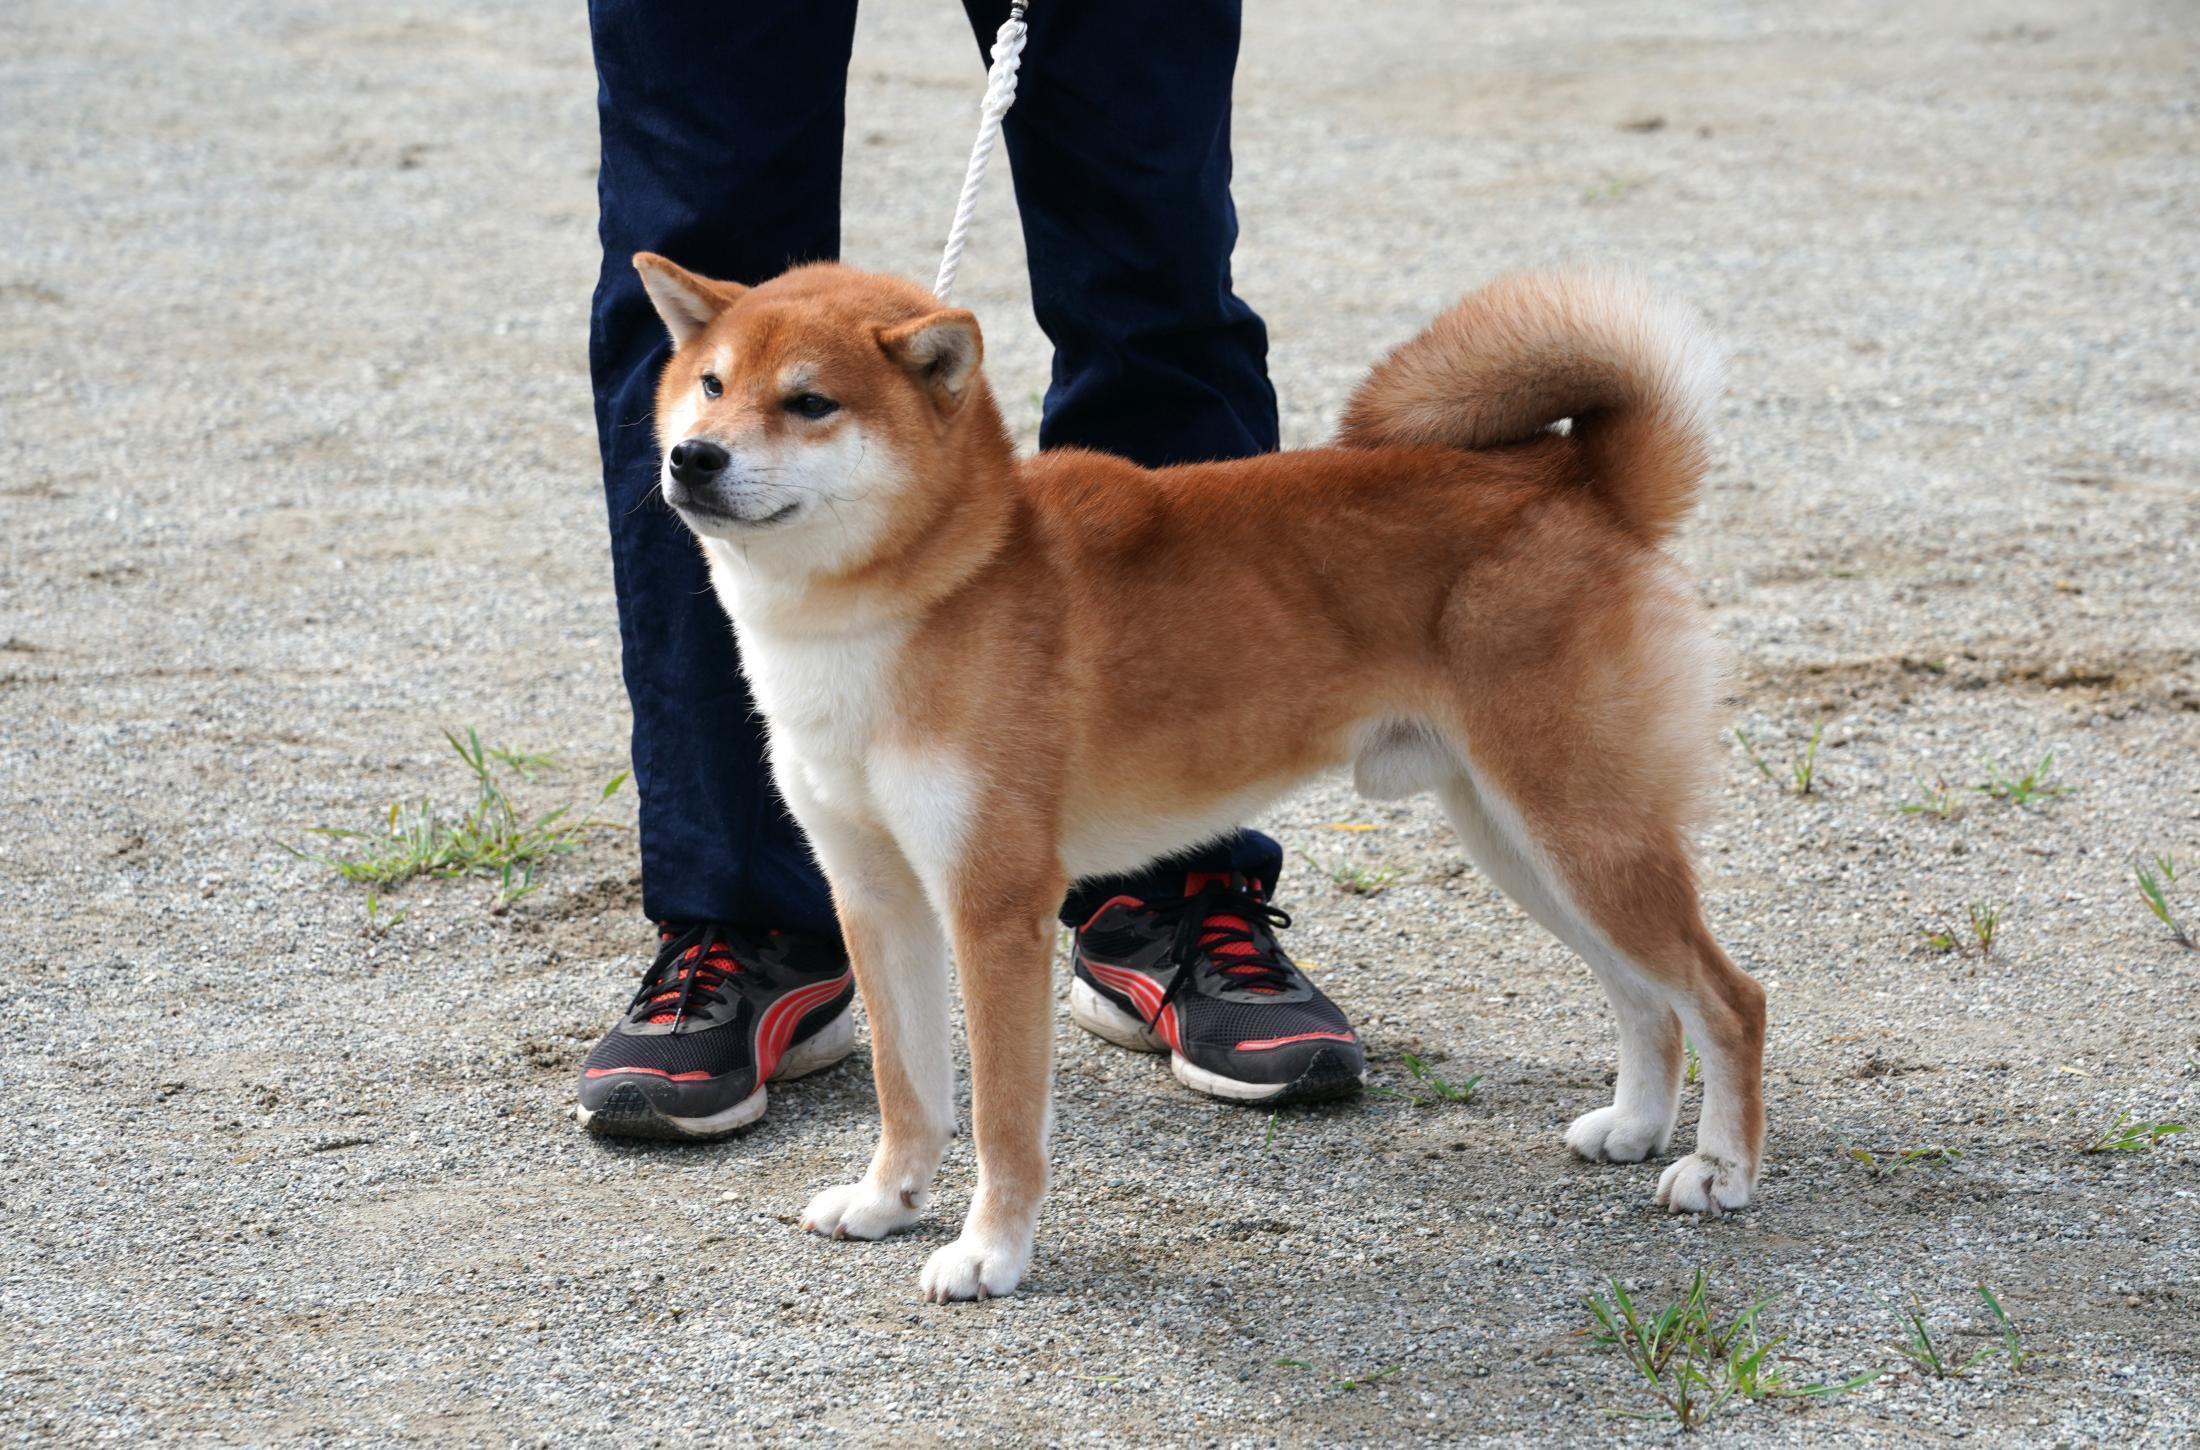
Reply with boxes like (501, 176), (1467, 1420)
(1336, 271), (1724, 543)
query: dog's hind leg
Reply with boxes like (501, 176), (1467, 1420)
(1439, 763), (1762, 1209)
(1436, 774), (1685, 1166)
(1442, 756), (1762, 1209)
(1425, 532), (1764, 1210)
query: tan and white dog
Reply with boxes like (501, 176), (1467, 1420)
(632, 254), (1764, 1302)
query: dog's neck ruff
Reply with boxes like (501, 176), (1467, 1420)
(703, 453), (1016, 641)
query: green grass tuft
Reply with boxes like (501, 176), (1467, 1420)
(282, 727), (628, 913)
(1273, 1358), (1403, 1393)
(1891, 1284), (2029, 1377)
(1369, 1054), (1481, 1106)
(2134, 853), (2194, 949)
(1897, 777), (1962, 819)
(1921, 902), (2004, 958)
(2079, 1110), (2188, 1154)
(1837, 1139), (1963, 1174)
(1735, 720), (1827, 795)
(361, 890), (410, 939)
(1584, 1271), (1877, 1429)
(1297, 849), (1398, 896)
(1967, 901), (2003, 956)
(1970, 750), (2068, 808)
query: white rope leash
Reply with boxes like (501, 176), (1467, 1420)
(932, 1), (1030, 301)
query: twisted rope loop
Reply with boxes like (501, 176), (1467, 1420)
(933, 1), (1030, 301)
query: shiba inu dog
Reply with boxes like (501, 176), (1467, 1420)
(633, 253), (1762, 1302)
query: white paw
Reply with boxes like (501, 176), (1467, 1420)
(799, 1179), (924, 1241)
(1655, 1153), (1754, 1215)
(1565, 1104), (1673, 1163)
(919, 1232), (1030, 1303)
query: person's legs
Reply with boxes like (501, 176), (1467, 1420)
(958, 0), (1288, 925)
(964, 1), (1277, 462)
(590, 0), (858, 936)
(578, 0), (862, 1139)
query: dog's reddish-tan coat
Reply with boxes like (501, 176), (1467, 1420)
(635, 255), (1765, 1299)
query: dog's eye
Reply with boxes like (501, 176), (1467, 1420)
(699, 374), (723, 400)
(786, 392), (839, 419)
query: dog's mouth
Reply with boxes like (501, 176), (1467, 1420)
(669, 493), (802, 530)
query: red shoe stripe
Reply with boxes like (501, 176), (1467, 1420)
(1076, 893), (1147, 934)
(752, 971), (854, 1080)
(1081, 957), (1181, 1053)
(582, 1066), (714, 1082)
(1229, 1030), (1356, 1053)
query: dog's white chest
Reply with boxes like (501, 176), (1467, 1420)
(735, 621), (909, 817)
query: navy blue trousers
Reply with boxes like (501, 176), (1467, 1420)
(589, 0), (1284, 937)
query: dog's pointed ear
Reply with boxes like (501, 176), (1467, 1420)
(876, 309), (983, 413)
(633, 252), (746, 348)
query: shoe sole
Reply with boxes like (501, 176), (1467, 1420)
(575, 1003), (857, 1141)
(1069, 977), (1365, 1106)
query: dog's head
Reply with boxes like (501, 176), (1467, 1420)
(635, 254), (997, 579)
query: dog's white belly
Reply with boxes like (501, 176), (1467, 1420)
(1057, 720), (1420, 883)
(1059, 774), (1307, 884)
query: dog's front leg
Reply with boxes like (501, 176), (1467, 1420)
(920, 873), (1064, 1303)
(794, 815), (955, 1242)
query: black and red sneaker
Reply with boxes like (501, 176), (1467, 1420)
(576, 921), (855, 1140)
(1070, 872), (1365, 1104)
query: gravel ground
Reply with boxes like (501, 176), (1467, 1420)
(4, 0), (2197, 1444)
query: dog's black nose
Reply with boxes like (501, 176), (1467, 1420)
(668, 438), (729, 484)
